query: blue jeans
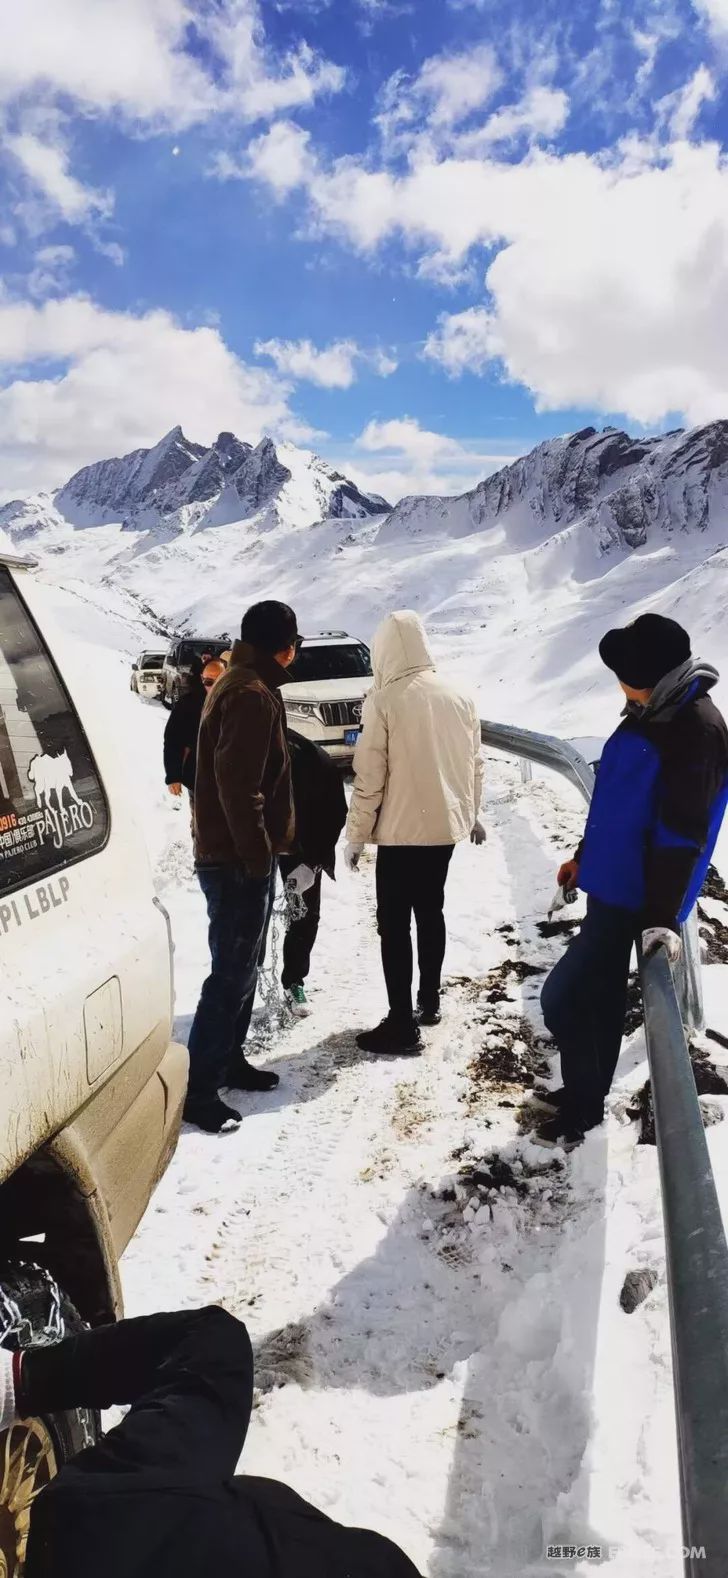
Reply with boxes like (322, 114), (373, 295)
(187, 864), (277, 1100)
(540, 896), (637, 1127)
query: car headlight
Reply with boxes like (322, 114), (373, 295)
(287, 701), (320, 719)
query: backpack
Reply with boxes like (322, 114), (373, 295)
(288, 730), (348, 876)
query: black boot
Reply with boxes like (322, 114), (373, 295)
(183, 1095), (241, 1134)
(417, 995), (442, 1027)
(226, 1055), (280, 1092)
(356, 1016), (423, 1056)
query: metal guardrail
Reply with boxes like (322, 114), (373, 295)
(481, 718), (728, 1578)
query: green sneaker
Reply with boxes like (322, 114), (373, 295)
(285, 984), (312, 1018)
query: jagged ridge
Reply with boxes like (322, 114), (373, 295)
(381, 421), (728, 553)
(1, 426), (390, 536)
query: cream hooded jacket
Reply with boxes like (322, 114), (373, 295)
(346, 610), (484, 847)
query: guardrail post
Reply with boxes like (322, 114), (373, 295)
(519, 758), (533, 785)
(676, 909), (705, 1036)
(641, 949), (728, 1576)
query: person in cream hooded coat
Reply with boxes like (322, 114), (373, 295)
(346, 610), (484, 1054)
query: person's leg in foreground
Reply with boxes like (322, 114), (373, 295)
(537, 897), (636, 1146)
(411, 846), (454, 1024)
(356, 848), (423, 1056)
(186, 866), (276, 1129)
(1, 1306), (422, 1577)
(226, 864), (280, 1092)
(279, 853), (321, 1014)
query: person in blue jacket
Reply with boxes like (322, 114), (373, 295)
(531, 613), (728, 1150)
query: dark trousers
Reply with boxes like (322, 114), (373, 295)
(187, 864), (276, 1098)
(375, 845), (454, 1027)
(279, 855), (322, 988)
(23, 1308), (421, 1578)
(540, 895), (638, 1126)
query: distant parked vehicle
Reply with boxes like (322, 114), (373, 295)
(161, 636), (230, 708)
(281, 632), (373, 763)
(130, 650), (165, 699)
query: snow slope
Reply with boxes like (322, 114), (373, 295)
(27, 578), (728, 1578)
(2, 421), (728, 749)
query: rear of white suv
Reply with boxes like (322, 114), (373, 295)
(281, 633), (372, 762)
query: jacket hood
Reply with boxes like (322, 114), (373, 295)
(372, 610), (435, 689)
(624, 657), (719, 723)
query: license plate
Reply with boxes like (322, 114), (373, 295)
(345, 729), (360, 746)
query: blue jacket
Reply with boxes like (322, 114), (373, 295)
(578, 682), (728, 927)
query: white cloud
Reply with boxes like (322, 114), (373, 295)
(249, 123), (728, 426)
(0, 295), (311, 495)
(6, 132), (112, 222)
(378, 44), (502, 145)
(0, 0), (345, 130)
(657, 65), (716, 140)
(423, 307), (496, 376)
(694, 0), (728, 33)
(217, 120), (314, 193)
(350, 416), (512, 499)
(254, 336), (397, 387)
(26, 243), (76, 299)
(94, 239), (126, 267)
(460, 86), (569, 150)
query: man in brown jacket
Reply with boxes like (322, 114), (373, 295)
(184, 601), (298, 1133)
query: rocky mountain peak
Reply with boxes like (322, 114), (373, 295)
(1, 428), (390, 536)
(380, 420), (728, 556)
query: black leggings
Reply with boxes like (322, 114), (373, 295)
(375, 845), (454, 1026)
(279, 856), (322, 988)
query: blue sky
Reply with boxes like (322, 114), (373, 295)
(1, 0), (728, 500)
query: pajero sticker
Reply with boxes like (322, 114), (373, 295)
(0, 751), (95, 868)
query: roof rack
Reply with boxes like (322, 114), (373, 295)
(0, 551), (39, 571)
(304, 630), (351, 640)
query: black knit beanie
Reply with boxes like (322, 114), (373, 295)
(599, 613), (691, 689)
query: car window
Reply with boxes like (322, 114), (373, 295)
(140, 653), (164, 669)
(289, 644), (372, 683)
(0, 567), (109, 895)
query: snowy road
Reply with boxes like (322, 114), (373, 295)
(117, 694), (723, 1578)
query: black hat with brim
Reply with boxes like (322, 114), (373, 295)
(599, 613), (691, 690)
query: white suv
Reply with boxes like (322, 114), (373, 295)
(0, 551), (187, 1564)
(281, 632), (372, 762)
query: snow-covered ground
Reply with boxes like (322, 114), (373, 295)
(28, 577), (728, 1578)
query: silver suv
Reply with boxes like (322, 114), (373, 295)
(281, 632), (372, 762)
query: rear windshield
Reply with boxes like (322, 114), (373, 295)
(175, 639), (228, 665)
(0, 568), (109, 895)
(140, 653), (164, 669)
(289, 644), (372, 683)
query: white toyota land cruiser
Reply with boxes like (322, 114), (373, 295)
(281, 632), (372, 763)
(0, 552), (187, 1569)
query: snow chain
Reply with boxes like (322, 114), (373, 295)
(253, 871), (312, 1041)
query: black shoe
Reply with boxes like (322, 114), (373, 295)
(183, 1095), (241, 1134)
(226, 1056), (280, 1093)
(530, 1114), (585, 1152)
(524, 1085), (566, 1117)
(417, 1000), (442, 1027)
(356, 1017), (423, 1056)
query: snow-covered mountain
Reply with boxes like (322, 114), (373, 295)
(0, 426), (390, 537)
(2, 420), (727, 736)
(380, 422), (728, 550)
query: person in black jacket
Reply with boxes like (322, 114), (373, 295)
(0, 1305), (421, 1578)
(530, 614), (728, 1151)
(163, 658), (225, 802)
(279, 730), (348, 1015)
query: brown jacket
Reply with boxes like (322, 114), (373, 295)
(193, 640), (294, 878)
